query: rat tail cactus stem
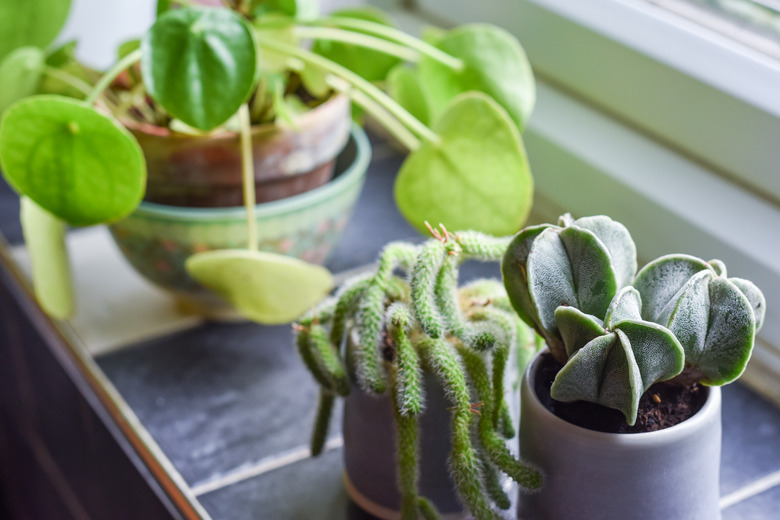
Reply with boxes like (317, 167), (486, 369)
(295, 229), (543, 520)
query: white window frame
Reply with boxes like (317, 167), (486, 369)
(392, 0), (780, 402)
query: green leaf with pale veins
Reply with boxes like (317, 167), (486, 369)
(0, 0), (72, 61)
(418, 24), (535, 130)
(186, 250), (334, 324)
(20, 197), (74, 319)
(142, 7), (258, 130)
(0, 95), (146, 226)
(555, 306), (605, 357)
(395, 92), (533, 236)
(0, 47), (44, 114)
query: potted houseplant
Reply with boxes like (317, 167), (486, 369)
(0, 0), (536, 325)
(501, 214), (766, 519)
(295, 226), (543, 519)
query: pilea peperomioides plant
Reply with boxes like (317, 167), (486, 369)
(295, 227), (541, 520)
(503, 213), (766, 426)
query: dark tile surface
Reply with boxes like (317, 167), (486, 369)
(0, 178), (22, 245)
(98, 321), (335, 487)
(723, 485), (780, 520)
(720, 383), (780, 494)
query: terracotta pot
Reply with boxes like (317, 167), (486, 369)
(124, 94), (351, 207)
(518, 349), (722, 520)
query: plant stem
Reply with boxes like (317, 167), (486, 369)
(85, 49), (142, 106)
(325, 75), (420, 151)
(294, 26), (420, 62)
(314, 16), (464, 72)
(256, 36), (440, 145)
(238, 104), (258, 252)
(41, 66), (93, 97)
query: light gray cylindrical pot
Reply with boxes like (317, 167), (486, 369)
(518, 350), (722, 520)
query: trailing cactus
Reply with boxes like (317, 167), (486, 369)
(295, 226), (542, 520)
(503, 214), (766, 426)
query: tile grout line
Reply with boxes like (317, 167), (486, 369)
(190, 437), (344, 497)
(719, 468), (780, 510)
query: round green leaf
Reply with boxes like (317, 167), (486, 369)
(21, 196), (74, 319)
(387, 64), (430, 126)
(418, 24), (535, 130)
(313, 7), (401, 82)
(0, 47), (44, 113)
(394, 92), (533, 236)
(0, 0), (72, 60)
(186, 250), (334, 324)
(142, 7), (258, 131)
(0, 95), (147, 226)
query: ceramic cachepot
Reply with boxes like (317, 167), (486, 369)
(124, 94), (351, 208)
(343, 372), (466, 520)
(108, 124), (369, 316)
(517, 349), (722, 520)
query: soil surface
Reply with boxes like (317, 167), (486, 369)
(534, 353), (708, 433)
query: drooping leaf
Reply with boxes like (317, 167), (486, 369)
(0, 95), (146, 226)
(142, 7), (258, 130)
(554, 306), (605, 357)
(387, 64), (429, 126)
(394, 92), (533, 236)
(634, 254), (711, 323)
(0, 47), (45, 113)
(603, 286), (642, 329)
(0, 0), (72, 61)
(418, 24), (535, 130)
(254, 19), (296, 73)
(45, 40), (77, 67)
(20, 197), (74, 319)
(117, 38), (141, 60)
(313, 7), (401, 82)
(186, 250), (334, 324)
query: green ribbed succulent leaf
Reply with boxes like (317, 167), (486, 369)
(552, 289), (684, 424)
(554, 306), (605, 358)
(635, 255), (763, 385)
(502, 215), (636, 363)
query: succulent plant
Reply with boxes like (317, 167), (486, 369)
(550, 287), (684, 425)
(503, 214), (766, 426)
(635, 254), (766, 385)
(501, 214), (637, 365)
(295, 227), (542, 520)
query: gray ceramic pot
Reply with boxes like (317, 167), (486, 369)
(518, 349), (722, 520)
(342, 371), (466, 520)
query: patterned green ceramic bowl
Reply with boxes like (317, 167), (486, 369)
(108, 125), (370, 315)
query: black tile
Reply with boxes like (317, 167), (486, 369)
(97, 322), (340, 487)
(198, 448), (350, 520)
(0, 177), (22, 245)
(720, 383), (780, 495)
(722, 484), (780, 520)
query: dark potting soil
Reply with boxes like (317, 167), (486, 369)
(534, 353), (708, 433)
